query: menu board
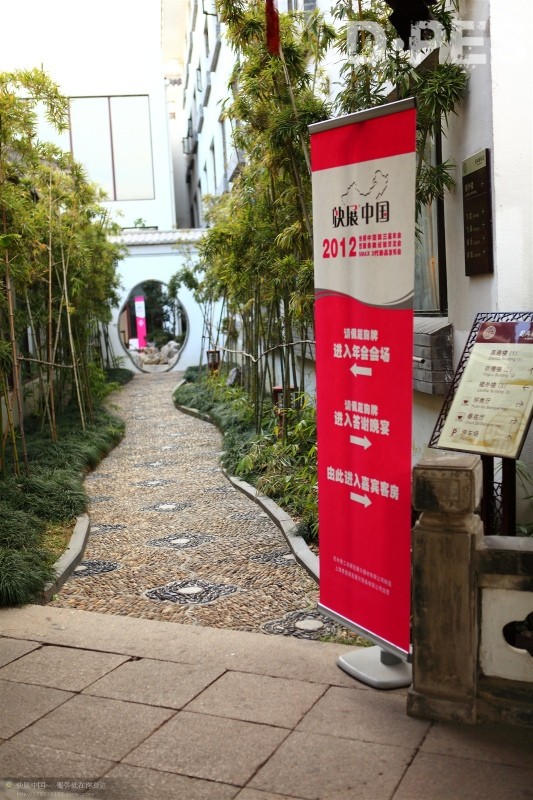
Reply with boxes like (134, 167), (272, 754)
(437, 321), (533, 458)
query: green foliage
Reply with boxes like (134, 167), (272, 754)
(104, 367), (135, 387)
(0, 549), (55, 608)
(0, 505), (45, 550)
(3, 469), (87, 521)
(237, 398), (318, 541)
(0, 402), (125, 606)
(0, 67), (124, 474)
(513, 460), (533, 537)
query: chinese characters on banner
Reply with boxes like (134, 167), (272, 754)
(309, 100), (416, 656)
(135, 295), (147, 349)
(437, 321), (533, 458)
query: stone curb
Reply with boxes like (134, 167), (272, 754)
(223, 471), (319, 583)
(41, 514), (90, 604)
(174, 399), (319, 584)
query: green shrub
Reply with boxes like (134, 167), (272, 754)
(237, 400), (318, 541)
(0, 400), (126, 607)
(0, 548), (54, 607)
(2, 470), (87, 521)
(104, 367), (135, 386)
(0, 505), (45, 549)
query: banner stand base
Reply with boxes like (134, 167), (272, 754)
(337, 646), (412, 689)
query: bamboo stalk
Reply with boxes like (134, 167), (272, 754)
(46, 172), (58, 441)
(0, 370), (19, 477)
(24, 290), (55, 433)
(60, 242), (86, 430)
(2, 219), (29, 472)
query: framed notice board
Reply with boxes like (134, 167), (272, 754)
(430, 312), (533, 458)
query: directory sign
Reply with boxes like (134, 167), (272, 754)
(437, 321), (533, 458)
(309, 99), (416, 656)
(463, 149), (493, 276)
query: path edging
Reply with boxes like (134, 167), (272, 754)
(223, 471), (319, 583)
(41, 514), (90, 604)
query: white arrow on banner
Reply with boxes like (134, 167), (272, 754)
(350, 491), (371, 508)
(349, 434), (372, 449)
(350, 364), (373, 377)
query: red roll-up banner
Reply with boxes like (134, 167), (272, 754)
(309, 99), (416, 656)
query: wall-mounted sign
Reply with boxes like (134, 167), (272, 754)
(309, 99), (416, 658)
(437, 321), (533, 458)
(462, 148), (493, 276)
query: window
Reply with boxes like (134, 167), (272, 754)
(69, 95), (154, 201)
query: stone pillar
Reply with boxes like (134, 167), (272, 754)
(407, 453), (483, 724)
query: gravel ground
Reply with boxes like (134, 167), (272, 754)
(48, 371), (334, 639)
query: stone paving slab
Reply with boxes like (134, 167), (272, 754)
(295, 685), (430, 748)
(10, 694), (174, 762)
(97, 764), (239, 800)
(185, 671), (328, 728)
(82, 658), (225, 709)
(419, 721), (533, 768)
(0, 681), (73, 740)
(0, 646), (129, 692)
(0, 639), (40, 669)
(392, 752), (533, 800)
(0, 741), (113, 782)
(123, 710), (289, 786)
(247, 730), (414, 800)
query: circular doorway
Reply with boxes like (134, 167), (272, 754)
(118, 280), (188, 372)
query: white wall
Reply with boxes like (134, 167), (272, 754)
(109, 236), (206, 372)
(490, 0), (533, 312)
(442, 0), (533, 358)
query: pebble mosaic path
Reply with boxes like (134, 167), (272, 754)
(49, 371), (335, 639)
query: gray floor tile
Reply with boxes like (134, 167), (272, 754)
(0, 639), (41, 668)
(394, 751), (533, 800)
(420, 721), (533, 769)
(248, 729), (413, 800)
(0, 646), (129, 691)
(236, 791), (305, 800)
(296, 685), (430, 748)
(124, 710), (288, 785)
(185, 670), (327, 728)
(83, 658), (224, 708)
(0, 740), (113, 781)
(100, 763), (239, 800)
(11, 694), (174, 761)
(0, 681), (72, 739)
